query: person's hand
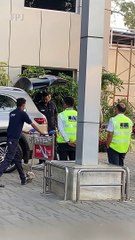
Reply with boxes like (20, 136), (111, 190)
(67, 141), (76, 147)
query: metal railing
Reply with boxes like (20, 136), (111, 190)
(43, 161), (69, 201)
(76, 168), (129, 202)
(123, 166), (130, 201)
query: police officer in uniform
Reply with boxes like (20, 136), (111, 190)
(0, 98), (43, 187)
(106, 102), (133, 166)
(57, 96), (77, 160)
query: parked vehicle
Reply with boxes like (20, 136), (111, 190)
(14, 75), (67, 91)
(14, 75), (67, 104)
(0, 86), (47, 172)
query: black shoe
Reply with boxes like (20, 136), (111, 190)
(0, 183), (5, 188)
(21, 178), (29, 185)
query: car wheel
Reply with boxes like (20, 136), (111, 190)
(0, 137), (23, 173)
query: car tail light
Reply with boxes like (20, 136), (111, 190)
(34, 118), (47, 124)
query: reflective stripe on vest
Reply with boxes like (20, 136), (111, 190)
(57, 109), (77, 143)
(110, 115), (132, 153)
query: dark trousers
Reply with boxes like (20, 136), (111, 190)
(0, 139), (25, 182)
(57, 143), (75, 161)
(107, 147), (126, 166)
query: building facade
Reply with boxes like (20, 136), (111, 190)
(0, 0), (81, 83)
(0, 0), (111, 83)
(108, 29), (135, 108)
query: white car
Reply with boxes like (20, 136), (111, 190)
(0, 86), (47, 172)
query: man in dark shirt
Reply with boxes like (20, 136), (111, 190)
(36, 92), (58, 162)
(0, 98), (42, 187)
(37, 92), (57, 132)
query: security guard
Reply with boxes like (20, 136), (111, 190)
(57, 96), (77, 160)
(106, 102), (133, 166)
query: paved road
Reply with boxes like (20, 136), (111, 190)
(0, 153), (135, 239)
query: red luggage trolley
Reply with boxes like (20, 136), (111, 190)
(29, 134), (55, 192)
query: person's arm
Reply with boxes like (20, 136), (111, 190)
(106, 118), (114, 148)
(58, 115), (69, 142)
(58, 116), (76, 147)
(31, 122), (43, 135)
(22, 112), (43, 135)
(54, 104), (58, 129)
(106, 132), (113, 148)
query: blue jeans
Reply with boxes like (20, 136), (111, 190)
(0, 138), (25, 182)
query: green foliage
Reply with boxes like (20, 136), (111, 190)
(101, 70), (133, 122)
(101, 70), (123, 122)
(99, 129), (107, 142)
(19, 66), (78, 113)
(19, 66), (50, 78)
(0, 62), (10, 86)
(48, 73), (78, 112)
(102, 70), (123, 90)
(104, 99), (134, 122)
(120, 1), (135, 29)
(19, 66), (133, 120)
(112, 0), (135, 29)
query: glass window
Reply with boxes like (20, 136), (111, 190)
(25, 0), (76, 12)
(0, 95), (16, 112)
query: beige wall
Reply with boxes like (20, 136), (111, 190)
(0, 0), (10, 63)
(0, 0), (81, 83)
(0, 0), (110, 84)
(108, 46), (135, 108)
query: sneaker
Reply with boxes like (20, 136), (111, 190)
(32, 163), (44, 170)
(21, 178), (29, 185)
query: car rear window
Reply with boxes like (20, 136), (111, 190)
(0, 95), (16, 112)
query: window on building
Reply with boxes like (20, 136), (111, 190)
(25, 0), (76, 12)
(110, 30), (135, 46)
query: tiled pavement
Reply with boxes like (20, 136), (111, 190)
(0, 153), (135, 239)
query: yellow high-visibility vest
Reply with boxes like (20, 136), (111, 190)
(110, 114), (133, 153)
(57, 109), (77, 143)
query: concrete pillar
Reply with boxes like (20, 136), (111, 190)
(76, 0), (106, 165)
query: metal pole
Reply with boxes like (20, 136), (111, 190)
(113, 43), (119, 104)
(123, 166), (130, 201)
(76, 168), (126, 201)
(127, 42), (133, 103)
(64, 167), (69, 201)
(121, 171), (125, 201)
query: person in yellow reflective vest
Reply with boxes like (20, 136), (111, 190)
(106, 102), (133, 166)
(57, 97), (77, 160)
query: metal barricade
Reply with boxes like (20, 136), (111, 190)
(76, 168), (127, 202)
(29, 134), (55, 192)
(123, 166), (130, 201)
(44, 161), (69, 201)
(29, 134), (55, 159)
